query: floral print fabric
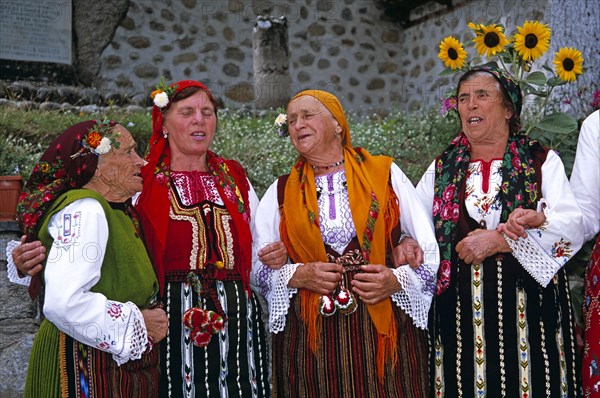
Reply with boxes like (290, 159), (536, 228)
(432, 132), (543, 294)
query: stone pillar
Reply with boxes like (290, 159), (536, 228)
(253, 16), (292, 109)
(0, 221), (40, 398)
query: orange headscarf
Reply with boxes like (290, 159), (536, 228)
(280, 90), (399, 379)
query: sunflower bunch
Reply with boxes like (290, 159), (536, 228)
(437, 20), (586, 137)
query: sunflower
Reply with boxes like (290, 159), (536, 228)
(438, 36), (468, 70)
(554, 47), (584, 82)
(513, 21), (551, 61)
(469, 23), (509, 57)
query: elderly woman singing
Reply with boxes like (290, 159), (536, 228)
(20, 120), (167, 397)
(416, 66), (584, 397)
(253, 90), (439, 397)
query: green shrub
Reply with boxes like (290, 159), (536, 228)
(0, 106), (460, 196)
(0, 134), (43, 176)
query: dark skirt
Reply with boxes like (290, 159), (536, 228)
(429, 254), (580, 397)
(272, 267), (429, 398)
(25, 319), (160, 397)
(160, 278), (271, 398)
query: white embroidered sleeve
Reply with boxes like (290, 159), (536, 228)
(6, 239), (31, 286)
(252, 180), (303, 332)
(43, 198), (149, 365)
(570, 110), (600, 242)
(390, 163), (439, 329)
(503, 150), (584, 287)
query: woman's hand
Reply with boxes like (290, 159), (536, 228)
(288, 262), (343, 295)
(351, 264), (401, 305)
(392, 236), (423, 269)
(13, 235), (46, 277)
(456, 229), (511, 265)
(497, 208), (546, 240)
(141, 308), (168, 343)
(258, 241), (288, 270)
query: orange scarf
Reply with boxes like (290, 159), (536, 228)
(279, 90), (399, 380)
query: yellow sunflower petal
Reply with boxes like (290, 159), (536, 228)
(513, 21), (551, 61)
(554, 47), (584, 82)
(438, 36), (468, 70)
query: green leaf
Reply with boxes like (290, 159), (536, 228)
(547, 77), (568, 87)
(525, 71), (547, 86)
(542, 64), (554, 73)
(439, 67), (459, 76)
(536, 113), (578, 134)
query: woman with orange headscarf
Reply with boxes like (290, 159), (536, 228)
(253, 90), (439, 397)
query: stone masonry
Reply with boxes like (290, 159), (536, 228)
(3, 0), (598, 112)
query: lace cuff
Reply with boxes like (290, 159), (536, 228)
(390, 265), (434, 330)
(503, 233), (562, 287)
(6, 240), (31, 286)
(269, 263), (301, 334)
(112, 302), (149, 366)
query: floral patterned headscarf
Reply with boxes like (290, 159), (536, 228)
(433, 67), (544, 295)
(17, 120), (117, 240)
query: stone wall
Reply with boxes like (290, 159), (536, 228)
(0, 222), (40, 398)
(3, 0), (598, 112)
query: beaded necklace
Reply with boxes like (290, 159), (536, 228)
(310, 159), (345, 170)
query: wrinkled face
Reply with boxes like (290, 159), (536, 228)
(457, 73), (513, 146)
(95, 125), (144, 199)
(286, 95), (342, 159)
(163, 90), (217, 160)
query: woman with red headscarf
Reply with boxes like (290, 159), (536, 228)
(136, 80), (276, 397)
(12, 81), (283, 397)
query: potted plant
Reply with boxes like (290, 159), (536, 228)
(0, 135), (42, 222)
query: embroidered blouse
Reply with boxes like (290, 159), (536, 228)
(42, 198), (148, 365)
(252, 163), (440, 332)
(416, 150), (584, 286)
(570, 110), (600, 241)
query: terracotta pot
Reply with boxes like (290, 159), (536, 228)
(0, 175), (23, 222)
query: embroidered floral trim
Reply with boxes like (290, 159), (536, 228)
(208, 155), (247, 219)
(551, 238), (573, 259)
(361, 191), (380, 263)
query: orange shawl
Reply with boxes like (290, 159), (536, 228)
(280, 90), (399, 379)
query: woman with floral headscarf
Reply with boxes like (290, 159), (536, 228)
(135, 80), (281, 397)
(253, 90), (439, 397)
(416, 66), (584, 397)
(19, 120), (167, 397)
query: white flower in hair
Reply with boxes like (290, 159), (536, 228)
(275, 113), (287, 126)
(154, 91), (170, 108)
(95, 137), (112, 154)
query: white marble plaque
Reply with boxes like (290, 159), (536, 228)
(0, 1), (72, 64)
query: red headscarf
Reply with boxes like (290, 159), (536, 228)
(136, 80), (253, 294)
